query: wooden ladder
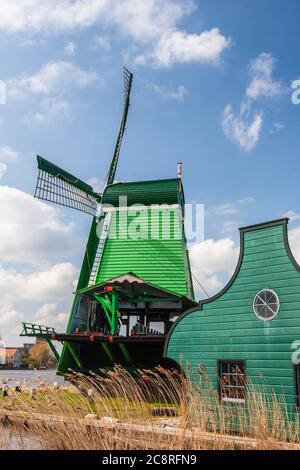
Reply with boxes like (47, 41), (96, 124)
(88, 213), (112, 287)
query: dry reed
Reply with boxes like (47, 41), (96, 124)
(0, 365), (299, 450)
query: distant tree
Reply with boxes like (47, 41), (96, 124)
(28, 342), (57, 370)
(20, 352), (30, 368)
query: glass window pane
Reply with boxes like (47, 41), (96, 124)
(219, 361), (246, 402)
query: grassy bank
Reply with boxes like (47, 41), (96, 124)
(0, 365), (299, 450)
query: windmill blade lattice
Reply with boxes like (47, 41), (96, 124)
(105, 67), (133, 186)
(34, 156), (101, 216)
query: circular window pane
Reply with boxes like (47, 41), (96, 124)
(253, 289), (280, 321)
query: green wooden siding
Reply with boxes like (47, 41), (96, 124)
(58, 177), (194, 374)
(96, 207), (192, 297)
(166, 220), (300, 413)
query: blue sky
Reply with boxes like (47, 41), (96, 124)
(0, 0), (299, 345)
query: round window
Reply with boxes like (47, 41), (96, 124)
(253, 289), (280, 321)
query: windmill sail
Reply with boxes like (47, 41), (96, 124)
(105, 67), (133, 186)
(85, 68), (134, 282)
(34, 156), (101, 216)
(34, 68), (133, 216)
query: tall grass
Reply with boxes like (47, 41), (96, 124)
(0, 365), (299, 450)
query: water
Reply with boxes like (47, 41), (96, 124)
(0, 370), (69, 450)
(0, 369), (67, 388)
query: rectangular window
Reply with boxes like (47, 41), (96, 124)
(295, 364), (300, 408)
(218, 360), (246, 404)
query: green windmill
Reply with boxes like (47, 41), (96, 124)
(21, 68), (196, 374)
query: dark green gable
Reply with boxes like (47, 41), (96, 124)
(165, 218), (300, 414)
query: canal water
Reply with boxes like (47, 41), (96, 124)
(0, 369), (67, 387)
(0, 370), (68, 449)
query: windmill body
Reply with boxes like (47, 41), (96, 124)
(21, 69), (195, 374)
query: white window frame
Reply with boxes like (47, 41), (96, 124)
(253, 289), (280, 321)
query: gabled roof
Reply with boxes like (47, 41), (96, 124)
(78, 272), (197, 308)
(199, 218), (297, 308)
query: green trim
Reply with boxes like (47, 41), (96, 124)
(94, 292), (120, 335)
(45, 338), (60, 362)
(57, 294), (78, 373)
(239, 218), (288, 233)
(94, 295), (113, 330)
(100, 343), (114, 362)
(65, 295), (78, 334)
(182, 225), (195, 300)
(77, 218), (100, 290)
(118, 343), (132, 363)
(65, 342), (82, 369)
(20, 322), (56, 337)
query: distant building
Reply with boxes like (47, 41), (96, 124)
(5, 348), (21, 369)
(0, 337), (5, 365)
(17, 343), (34, 355)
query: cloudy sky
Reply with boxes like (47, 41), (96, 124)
(0, 0), (299, 345)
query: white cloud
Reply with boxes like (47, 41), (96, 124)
(222, 104), (263, 152)
(0, 262), (78, 304)
(0, 185), (79, 343)
(0, 163), (7, 179)
(189, 226), (300, 301)
(92, 35), (111, 51)
(9, 60), (99, 98)
(282, 210), (300, 222)
(28, 97), (72, 123)
(0, 261), (76, 342)
(0, 1), (230, 69)
(35, 303), (68, 328)
(246, 53), (283, 101)
(207, 199), (255, 218)
(0, 306), (22, 328)
(208, 203), (238, 216)
(151, 84), (188, 101)
(0, 186), (75, 263)
(64, 41), (76, 56)
(221, 220), (240, 234)
(238, 197), (255, 204)
(222, 52), (283, 151)
(135, 28), (231, 68)
(190, 237), (239, 298)
(87, 177), (104, 193)
(0, 0), (107, 33)
(0, 0), (194, 38)
(270, 122), (285, 134)
(288, 226), (300, 265)
(0, 146), (18, 179)
(0, 145), (19, 162)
